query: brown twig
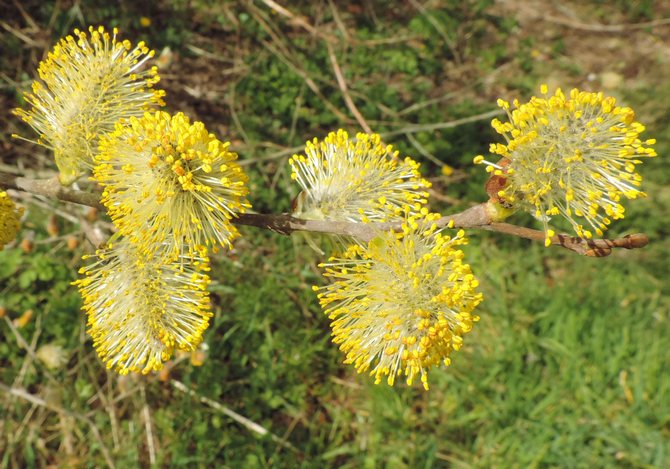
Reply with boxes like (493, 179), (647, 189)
(0, 172), (104, 209)
(235, 202), (491, 242)
(0, 170), (649, 255)
(481, 223), (649, 257)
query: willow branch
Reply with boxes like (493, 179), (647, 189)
(0, 171), (649, 256)
(0, 172), (104, 210)
(480, 223), (649, 257)
(235, 203), (490, 241)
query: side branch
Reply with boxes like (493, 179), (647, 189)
(0, 172), (104, 210)
(0, 171), (649, 256)
(481, 223), (649, 257)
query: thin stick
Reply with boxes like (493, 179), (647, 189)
(541, 15), (670, 32)
(237, 110), (502, 166)
(139, 384), (156, 465)
(407, 0), (460, 63)
(405, 132), (445, 168)
(243, 2), (349, 123)
(0, 21), (42, 47)
(0, 381), (117, 469)
(259, 38), (351, 122)
(171, 379), (299, 452)
(327, 43), (372, 133)
(382, 109), (504, 137)
(3, 316), (58, 386)
(327, 0), (350, 43)
(260, 0), (320, 37)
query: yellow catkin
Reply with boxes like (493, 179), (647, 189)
(94, 111), (251, 261)
(0, 192), (24, 249)
(289, 129), (431, 223)
(476, 85), (656, 242)
(73, 237), (212, 375)
(315, 212), (483, 390)
(13, 25), (165, 185)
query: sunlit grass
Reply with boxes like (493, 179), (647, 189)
(1, 0), (669, 467)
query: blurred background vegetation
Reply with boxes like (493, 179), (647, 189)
(1, 0), (669, 467)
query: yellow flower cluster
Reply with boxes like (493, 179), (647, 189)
(290, 130), (483, 389)
(77, 110), (250, 372)
(74, 238), (212, 375)
(13, 25), (165, 185)
(289, 129), (430, 223)
(475, 85), (656, 245)
(94, 111), (251, 261)
(314, 211), (483, 390)
(2, 25), (257, 374)
(0, 191), (23, 249)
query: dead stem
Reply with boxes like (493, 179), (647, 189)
(171, 379), (300, 453)
(0, 381), (117, 469)
(140, 384), (156, 465)
(327, 43), (372, 133)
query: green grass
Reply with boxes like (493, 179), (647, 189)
(1, 0), (669, 467)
